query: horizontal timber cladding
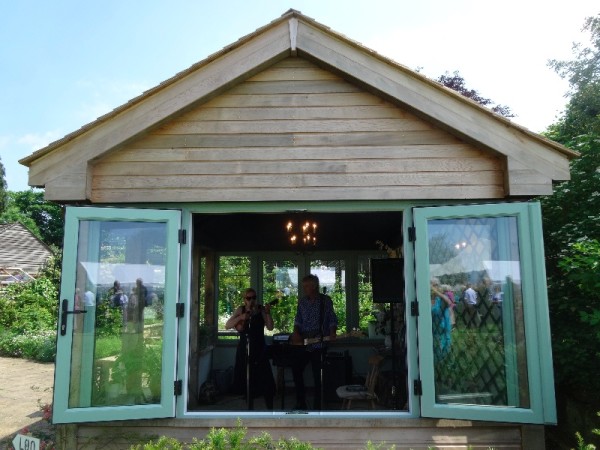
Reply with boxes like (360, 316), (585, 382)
(91, 57), (506, 203)
(67, 418), (538, 449)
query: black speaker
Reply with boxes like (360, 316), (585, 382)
(371, 258), (404, 303)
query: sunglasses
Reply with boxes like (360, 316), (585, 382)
(245, 296), (257, 300)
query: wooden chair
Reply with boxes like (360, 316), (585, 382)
(336, 354), (384, 409)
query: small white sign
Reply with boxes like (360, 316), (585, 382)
(12, 434), (41, 450)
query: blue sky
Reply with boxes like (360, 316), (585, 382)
(1, 0), (597, 191)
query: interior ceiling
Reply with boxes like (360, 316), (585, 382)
(193, 212), (403, 252)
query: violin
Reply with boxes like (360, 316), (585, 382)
(234, 299), (279, 332)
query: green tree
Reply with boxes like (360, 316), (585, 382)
(0, 190), (64, 247)
(542, 13), (600, 405)
(436, 71), (514, 117)
(0, 156), (7, 214)
(549, 16), (600, 137)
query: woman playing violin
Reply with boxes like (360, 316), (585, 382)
(225, 288), (275, 409)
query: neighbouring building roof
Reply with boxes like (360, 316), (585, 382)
(0, 223), (53, 276)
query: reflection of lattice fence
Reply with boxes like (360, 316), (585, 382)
(433, 299), (507, 406)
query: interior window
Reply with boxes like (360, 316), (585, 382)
(217, 256), (251, 331)
(262, 259), (299, 334)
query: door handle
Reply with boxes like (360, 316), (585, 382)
(60, 299), (87, 336)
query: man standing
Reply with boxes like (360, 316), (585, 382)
(462, 283), (480, 327)
(291, 274), (338, 410)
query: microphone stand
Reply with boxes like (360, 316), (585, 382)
(245, 311), (253, 410)
(319, 287), (326, 411)
(389, 302), (398, 410)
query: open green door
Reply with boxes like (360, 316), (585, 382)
(413, 202), (556, 424)
(53, 207), (181, 423)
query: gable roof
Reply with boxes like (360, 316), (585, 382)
(0, 223), (53, 275)
(19, 9), (576, 200)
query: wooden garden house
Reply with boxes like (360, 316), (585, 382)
(20, 10), (575, 449)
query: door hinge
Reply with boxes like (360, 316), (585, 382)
(414, 379), (422, 396)
(408, 226), (416, 242)
(178, 229), (187, 244)
(176, 303), (185, 318)
(411, 300), (419, 317)
(174, 379), (182, 396)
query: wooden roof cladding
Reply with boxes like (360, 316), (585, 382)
(20, 10), (576, 203)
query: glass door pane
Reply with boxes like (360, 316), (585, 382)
(54, 207), (180, 423)
(426, 216), (529, 408)
(70, 220), (169, 408)
(414, 203), (551, 424)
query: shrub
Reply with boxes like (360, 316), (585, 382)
(130, 422), (319, 450)
(0, 329), (56, 362)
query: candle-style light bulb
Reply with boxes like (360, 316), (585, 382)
(313, 222), (317, 231)
(287, 221), (292, 232)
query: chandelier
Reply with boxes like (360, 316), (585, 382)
(286, 220), (317, 246)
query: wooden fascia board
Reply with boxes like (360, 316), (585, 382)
(295, 21), (571, 182)
(26, 20), (291, 191)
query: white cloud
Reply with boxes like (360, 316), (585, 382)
(17, 130), (62, 151)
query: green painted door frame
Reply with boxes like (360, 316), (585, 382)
(413, 202), (556, 424)
(53, 206), (181, 423)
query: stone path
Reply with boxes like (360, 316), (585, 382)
(0, 357), (54, 448)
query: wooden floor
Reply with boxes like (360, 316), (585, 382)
(189, 388), (399, 412)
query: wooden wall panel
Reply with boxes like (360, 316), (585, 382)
(92, 57), (506, 203)
(71, 418), (535, 449)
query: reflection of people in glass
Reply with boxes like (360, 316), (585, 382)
(136, 278), (148, 304)
(492, 285), (504, 315)
(291, 274), (338, 410)
(440, 284), (456, 326)
(462, 283), (480, 327)
(431, 278), (452, 360)
(132, 278), (148, 332)
(110, 280), (128, 325)
(226, 288), (275, 409)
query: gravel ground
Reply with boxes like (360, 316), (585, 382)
(0, 357), (54, 449)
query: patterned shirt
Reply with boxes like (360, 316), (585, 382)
(294, 294), (338, 346)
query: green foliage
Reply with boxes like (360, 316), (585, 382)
(94, 335), (123, 358)
(541, 14), (600, 399)
(130, 436), (184, 450)
(436, 71), (514, 117)
(0, 267), (59, 334)
(0, 156), (7, 215)
(0, 189), (64, 247)
(0, 329), (56, 361)
(218, 256), (251, 321)
(94, 296), (124, 337)
(0, 252), (61, 361)
(573, 419), (600, 450)
(131, 422), (319, 450)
